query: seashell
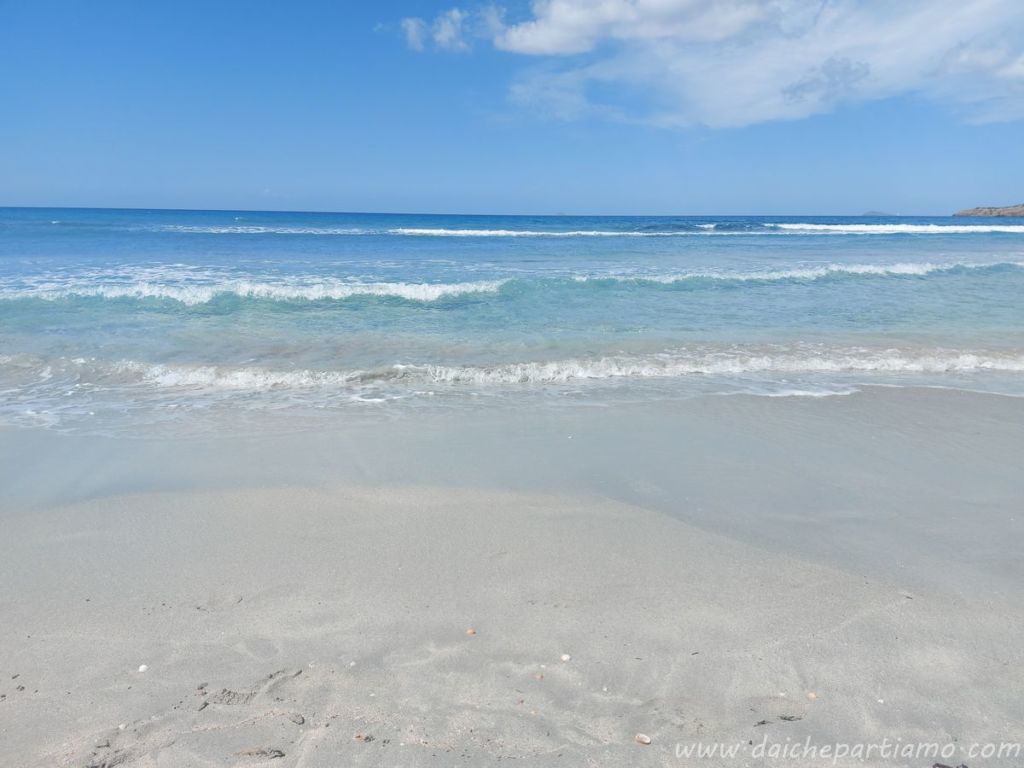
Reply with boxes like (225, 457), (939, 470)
(635, 733), (652, 745)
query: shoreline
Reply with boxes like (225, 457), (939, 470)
(4, 386), (1022, 591)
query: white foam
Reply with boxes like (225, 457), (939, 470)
(388, 228), (669, 237)
(392, 223), (1024, 237)
(159, 225), (369, 235)
(401, 352), (1024, 385)
(5, 349), (1023, 433)
(99, 350), (1024, 392)
(123, 362), (363, 390)
(2, 279), (506, 305)
(156, 223), (1024, 237)
(4, 261), (1017, 305)
(774, 223), (1024, 234)
(574, 261), (1021, 283)
(158, 225), (687, 237)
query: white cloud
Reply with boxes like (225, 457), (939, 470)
(400, 17), (427, 51)
(496, 0), (776, 54)
(434, 8), (470, 50)
(401, 8), (473, 52)
(491, 0), (1024, 127)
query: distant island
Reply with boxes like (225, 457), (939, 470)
(862, 210), (896, 217)
(954, 203), (1024, 217)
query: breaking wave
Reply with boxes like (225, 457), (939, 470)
(0, 279), (507, 305)
(5, 348), (1023, 433)
(153, 223), (1024, 237)
(71, 350), (1024, 392)
(773, 223), (1024, 234)
(1, 261), (1019, 306)
(574, 261), (1021, 283)
(377, 352), (1024, 385)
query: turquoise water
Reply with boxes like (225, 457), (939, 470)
(2, 207), (1023, 434)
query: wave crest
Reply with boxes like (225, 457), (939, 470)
(0, 279), (507, 305)
(154, 223), (1024, 237)
(96, 350), (1024, 392)
(2, 261), (1018, 306)
(577, 261), (1022, 283)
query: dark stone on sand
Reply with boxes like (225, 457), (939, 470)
(236, 747), (285, 759)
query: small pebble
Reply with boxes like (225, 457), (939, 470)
(635, 733), (652, 745)
(138, 665), (148, 673)
(806, 692), (817, 700)
(466, 628), (477, 636)
(560, 654), (571, 662)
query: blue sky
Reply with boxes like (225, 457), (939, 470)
(1, 0), (1022, 215)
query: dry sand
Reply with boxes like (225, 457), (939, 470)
(1, 389), (1023, 766)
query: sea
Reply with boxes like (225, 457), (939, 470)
(2, 207), (1023, 437)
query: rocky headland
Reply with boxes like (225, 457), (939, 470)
(954, 203), (1024, 217)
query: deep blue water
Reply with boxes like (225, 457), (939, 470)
(2, 207), (1023, 433)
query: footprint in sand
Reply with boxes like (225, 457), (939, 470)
(73, 669), (308, 768)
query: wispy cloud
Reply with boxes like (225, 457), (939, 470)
(402, 1), (1024, 128)
(400, 17), (427, 51)
(401, 7), (472, 52)
(495, 0), (776, 54)
(433, 8), (470, 51)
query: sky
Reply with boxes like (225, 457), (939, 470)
(1, 0), (1023, 215)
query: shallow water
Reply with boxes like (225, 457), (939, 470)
(2, 207), (1023, 435)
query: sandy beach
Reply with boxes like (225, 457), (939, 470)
(6, 1), (1024, 763)
(2, 388), (1022, 767)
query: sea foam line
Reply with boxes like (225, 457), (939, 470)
(394, 352), (1024, 384)
(388, 227), (672, 237)
(159, 225), (369, 235)
(1, 261), (1019, 304)
(774, 223), (1024, 234)
(154, 223), (1024, 236)
(574, 261), (1023, 283)
(65, 350), (1024, 392)
(396, 224), (1024, 236)
(0, 279), (507, 305)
